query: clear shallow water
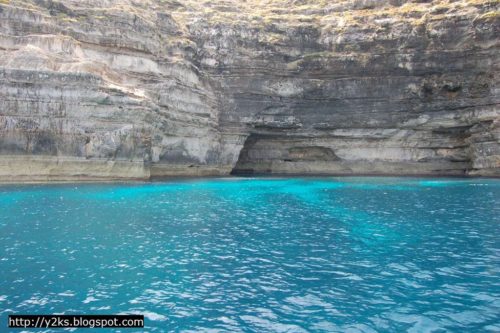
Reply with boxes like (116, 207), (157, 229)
(0, 177), (499, 332)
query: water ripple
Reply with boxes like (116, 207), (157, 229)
(0, 177), (498, 332)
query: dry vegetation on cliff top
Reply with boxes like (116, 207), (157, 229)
(2, 0), (498, 29)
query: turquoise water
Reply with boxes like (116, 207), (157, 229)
(0, 177), (499, 332)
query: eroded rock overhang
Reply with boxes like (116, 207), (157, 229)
(0, 0), (498, 181)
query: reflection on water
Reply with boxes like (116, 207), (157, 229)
(0, 177), (499, 332)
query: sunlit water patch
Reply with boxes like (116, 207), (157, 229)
(0, 177), (499, 332)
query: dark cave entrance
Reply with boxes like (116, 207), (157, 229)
(230, 133), (343, 175)
(230, 134), (259, 175)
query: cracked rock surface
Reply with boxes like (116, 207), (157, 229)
(0, 0), (498, 180)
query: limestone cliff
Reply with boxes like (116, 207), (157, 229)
(0, 0), (498, 181)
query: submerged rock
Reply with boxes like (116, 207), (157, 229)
(0, 0), (498, 180)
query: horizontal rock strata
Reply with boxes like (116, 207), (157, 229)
(0, 0), (498, 181)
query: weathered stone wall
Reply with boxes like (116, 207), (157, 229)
(0, 0), (498, 180)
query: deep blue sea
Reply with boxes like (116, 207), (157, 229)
(0, 177), (499, 332)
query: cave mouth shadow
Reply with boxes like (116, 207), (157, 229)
(230, 134), (258, 176)
(229, 133), (342, 176)
(229, 128), (477, 177)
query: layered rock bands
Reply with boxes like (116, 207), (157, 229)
(0, 0), (498, 181)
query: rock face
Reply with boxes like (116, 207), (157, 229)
(0, 0), (498, 181)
